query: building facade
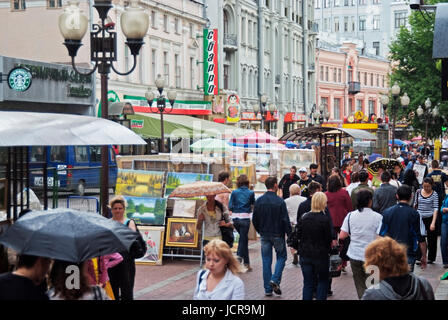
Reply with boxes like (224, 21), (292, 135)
(0, 0), (208, 116)
(205, 0), (317, 136)
(316, 41), (390, 126)
(314, 0), (411, 58)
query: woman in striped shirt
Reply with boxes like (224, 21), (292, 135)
(414, 177), (439, 264)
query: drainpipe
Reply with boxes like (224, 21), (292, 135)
(258, 0), (264, 98)
(302, 0), (309, 126)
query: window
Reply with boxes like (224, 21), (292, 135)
(248, 21), (253, 46)
(344, 0), (349, 5)
(75, 147), (88, 163)
(395, 11), (407, 28)
(190, 57), (195, 89)
(359, 16), (366, 31)
(266, 0), (270, 8)
(324, 18), (329, 32)
(356, 99), (363, 112)
(359, 0), (366, 4)
(241, 17), (246, 44)
(151, 49), (157, 82)
(320, 66), (324, 81)
(338, 69), (342, 82)
(373, 41), (380, 55)
(151, 11), (156, 28)
(163, 14), (168, 32)
(30, 146), (45, 162)
(47, 0), (62, 8)
(334, 17), (339, 32)
(351, 0), (355, 5)
(373, 0), (380, 4)
(89, 147), (101, 163)
(349, 98), (354, 113)
(351, 16), (355, 31)
(376, 74), (379, 87)
(348, 70), (353, 82)
(373, 15), (380, 30)
(382, 75), (385, 87)
(364, 72), (367, 85)
(357, 71), (361, 82)
(50, 146), (66, 162)
(174, 18), (180, 34)
(163, 52), (169, 84)
(253, 22), (258, 47)
(369, 100), (375, 115)
(321, 97), (329, 108)
(189, 23), (194, 38)
(344, 17), (348, 32)
(334, 0), (340, 6)
(13, 0), (25, 10)
(333, 68), (337, 82)
(175, 54), (180, 88)
(325, 66), (329, 81)
(334, 98), (341, 119)
(224, 65), (229, 89)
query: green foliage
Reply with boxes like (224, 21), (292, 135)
(389, 0), (448, 138)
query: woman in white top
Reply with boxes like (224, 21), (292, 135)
(339, 188), (382, 299)
(194, 239), (245, 300)
(48, 260), (110, 300)
(285, 184), (306, 265)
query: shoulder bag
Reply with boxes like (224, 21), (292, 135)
(126, 219), (147, 259)
(219, 212), (234, 248)
(339, 213), (351, 261)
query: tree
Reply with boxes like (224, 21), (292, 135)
(388, 0), (448, 139)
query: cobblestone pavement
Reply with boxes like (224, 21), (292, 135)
(134, 238), (448, 300)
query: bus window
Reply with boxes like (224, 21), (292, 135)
(89, 146), (101, 162)
(75, 146), (88, 163)
(30, 146), (45, 162)
(50, 146), (66, 162)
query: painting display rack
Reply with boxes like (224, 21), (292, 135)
(162, 224), (205, 266)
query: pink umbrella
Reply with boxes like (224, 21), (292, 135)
(229, 131), (278, 144)
(403, 140), (412, 144)
(412, 136), (422, 141)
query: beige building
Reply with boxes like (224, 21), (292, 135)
(0, 0), (208, 116)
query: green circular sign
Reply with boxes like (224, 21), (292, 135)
(8, 67), (32, 92)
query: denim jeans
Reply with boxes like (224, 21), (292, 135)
(300, 256), (329, 300)
(260, 236), (287, 293)
(233, 218), (251, 265)
(408, 255), (416, 273)
(441, 222), (448, 265)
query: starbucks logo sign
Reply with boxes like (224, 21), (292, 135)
(8, 67), (32, 92)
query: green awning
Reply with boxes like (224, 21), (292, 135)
(128, 114), (194, 139)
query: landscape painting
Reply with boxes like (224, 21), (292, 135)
(172, 199), (196, 218)
(164, 172), (213, 197)
(115, 169), (165, 198)
(124, 196), (167, 225)
(135, 226), (165, 265)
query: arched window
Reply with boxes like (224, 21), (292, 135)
(224, 11), (229, 35)
(242, 69), (247, 96)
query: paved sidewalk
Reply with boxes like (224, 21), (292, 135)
(134, 238), (448, 300)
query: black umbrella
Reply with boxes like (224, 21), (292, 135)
(368, 158), (402, 175)
(0, 209), (139, 263)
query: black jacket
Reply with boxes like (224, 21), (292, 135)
(309, 174), (326, 191)
(252, 191), (292, 237)
(297, 198), (337, 239)
(297, 211), (333, 259)
(278, 174), (300, 199)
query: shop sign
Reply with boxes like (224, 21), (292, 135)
(67, 84), (92, 98)
(226, 94), (240, 123)
(203, 29), (219, 95)
(131, 119), (144, 128)
(296, 114), (306, 122)
(241, 112), (257, 121)
(8, 67), (32, 92)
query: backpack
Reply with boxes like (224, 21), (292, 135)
(125, 219), (147, 259)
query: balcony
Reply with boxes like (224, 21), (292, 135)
(223, 34), (238, 51)
(275, 74), (281, 85)
(310, 22), (319, 34)
(348, 81), (361, 94)
(308, 63), (315, 73)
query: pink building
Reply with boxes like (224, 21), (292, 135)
(316, 41), (390, 124)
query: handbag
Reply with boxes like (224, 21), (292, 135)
(286, 224), (299, 250)
(220, 213), (234, 248)
(339, 213), (351, 261)
(126, 219), (147, 259)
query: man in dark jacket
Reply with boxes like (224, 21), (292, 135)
(379, 185), (427, 272)
(278, 166), (300, 199)
(252, 176), (291, 297)
(309, 163), (326, 191)
(372, 171), (398, 214)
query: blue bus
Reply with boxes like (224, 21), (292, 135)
(29, 145), (117, 195)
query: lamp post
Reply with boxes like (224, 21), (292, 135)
(380, 82), (410, 156)
(58, 0), (149, 216)
(417, 98), (439, 139)
(311, 103), (330, 126)
(145, 76), (177, 153)
(254, 94), (268, 132)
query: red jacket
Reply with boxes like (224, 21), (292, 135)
(325, 189), (353, 228)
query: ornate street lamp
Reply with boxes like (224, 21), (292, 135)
(145, 75), (177, 153)
(58, 0), (149, 216)
(257, 94), (268, 131)
(417, 98), (440, 138)
(312, 103), (330, 125)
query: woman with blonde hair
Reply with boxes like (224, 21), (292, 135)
(194, 239), (245, 300)
(296, 192), (333, 300)
(362, 237), (434, 300)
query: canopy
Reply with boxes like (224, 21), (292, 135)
(128, 113), (194, 139)
(230, 131), (278, 144)
(133, 113), (253, 139)
(280, 127), (377, 141)
(0, 111), (146, 146)
(190, 138), (232, 152)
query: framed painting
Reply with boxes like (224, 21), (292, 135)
(165, 218), (198, 248)
(172, 199), (196, 218)
(229, 163), (256, 189)
(165, 172), (213, 198)
(115, 169), (165, 198)
(123, 196), (167, 225)
(135, 226), (165, 265)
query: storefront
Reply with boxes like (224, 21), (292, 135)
(283, 112), (307, 133)
(0, 56), (95, 115)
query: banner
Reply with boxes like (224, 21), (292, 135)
(226, 94), (240, 123)
(203, 29), (219, 95)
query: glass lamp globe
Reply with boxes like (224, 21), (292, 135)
(416, 105), (424, 117)
(391, 82), (401, 96)
(425, 98), (432, 109)
(400, 93), (410, 107)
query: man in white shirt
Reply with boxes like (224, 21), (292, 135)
(442, 136), (448, 149)
(285, 184), (306, 266)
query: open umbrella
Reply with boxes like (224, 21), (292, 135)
(367, 158), (402, 175)
(168, 181), (231, 198)
(389, 139), (406, 146)
(0, 209), (139, 263)
(412, 136), (422, 141)
(368, 153), (383, 162)
(190, 138), (232, 152)
(229, 131), (278, 144)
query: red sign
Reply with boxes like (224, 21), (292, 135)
(241, 112), (257, 121)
